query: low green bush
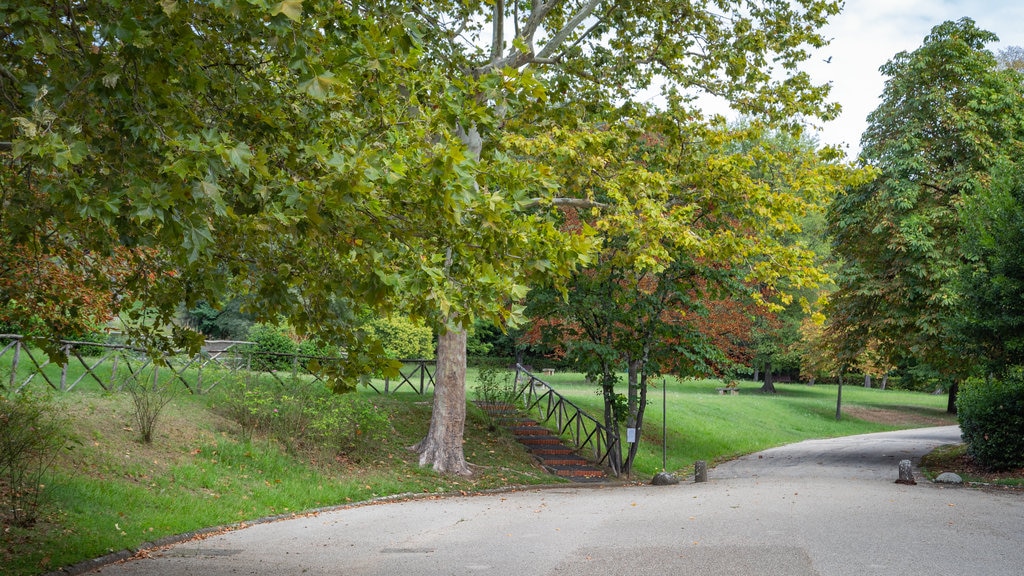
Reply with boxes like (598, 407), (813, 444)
(957, 371), (1024, 471)
(0, 392), (67, 526)
(472, 367), (520, 405)
(216, 377), (390, 458)
(364, 317), (434, 360)
(245, 323), (298, 371)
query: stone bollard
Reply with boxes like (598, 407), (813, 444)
(895, 459), (916, 485)
(694, 460), (708, 483)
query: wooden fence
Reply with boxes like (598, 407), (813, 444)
(512, 364), (620, 475)
(0, 334), (435, 395)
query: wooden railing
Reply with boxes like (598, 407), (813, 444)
(1, 334), (435, 395)
(512, 364), (620, 475)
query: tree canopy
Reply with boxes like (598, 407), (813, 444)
(827, 18), (1024, 404)
(4, 0), (855, 475)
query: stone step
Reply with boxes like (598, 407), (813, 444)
(536, 454), (592, 467)
(529, 446), (575, 456)
(515, 435), (564, 445)
(548, 465), (606, 478)
(473, 400), (606, 482)
(510, 426), (552, 436)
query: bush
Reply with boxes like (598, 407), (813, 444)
(67, 330), (111, 357)
(245, 323), (298, 371)
(0, 393), (67, 526)
(217, 377), (390, 458)
(472, 367), (521, 405)
(957, 372), (1024, 471)
(297, 338), (339, 359)
(121, 367), (177, 444)
(364, 317), (434, 360)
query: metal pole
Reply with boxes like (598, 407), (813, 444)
(662, 376), (667, 471)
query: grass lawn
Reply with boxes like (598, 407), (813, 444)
(528, 373), (956, 476)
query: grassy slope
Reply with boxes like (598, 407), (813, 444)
(3, 370), (957, 575)
(537, 374), (956, 475)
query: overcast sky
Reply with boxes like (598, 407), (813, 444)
(802, 1), (1024, 157)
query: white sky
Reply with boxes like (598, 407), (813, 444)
(800, 1), (1024, 157)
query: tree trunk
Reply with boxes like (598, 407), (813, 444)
(835, 370), (844, 421)
(760, 362), (776, 393)
(624, 357), (648, 475)
(880, 374), (888, 390)
(624, 370), (650, 475)
(864, 373), (871, 388)
(600, 367), (622, 476)
(947, 380), (959, 414)
(753, 364), (760, 382)
(412, 328), (471, 476)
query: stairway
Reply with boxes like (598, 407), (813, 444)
(475, 402), (606, 481)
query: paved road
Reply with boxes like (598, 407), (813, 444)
(88, 426), (1024, 576)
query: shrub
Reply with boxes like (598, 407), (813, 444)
(957, 372), (1024, 471)
(472, 367), (521, 405)
(68, 330), (111, 357)
(364, 317), (434, 360)
(245, 323), (298, 371)
(297, 338), (339, 359)
(217, 377), (389, 458)
(121, 367), (177, 444)
(0, 392), (67, 526)
(303, 395), (391, 456)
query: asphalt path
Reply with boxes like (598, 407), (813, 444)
(87, 425), (1024, 576)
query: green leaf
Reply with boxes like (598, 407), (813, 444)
(226, 142), (253, 177)
(270, 0), (303, 22)
(160, 0), (179, 16)
(298, 72), (343, 100)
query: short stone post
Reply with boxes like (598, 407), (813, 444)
(895, 459), (916, 485)
(694, 460), (708, 483)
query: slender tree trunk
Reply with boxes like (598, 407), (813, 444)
(412, 328), (471, 476)
(601, 365), (622, 476)
(864, 373), (871, 388)
(835, 370), (844, 421)
(624, 357), (644, 475)
(753, 364), (760, 382)
(624, 369), (650, 475)
(760, 362), (776, 393)
(880, 374), (888, 390)
(947, 379), (959, 414)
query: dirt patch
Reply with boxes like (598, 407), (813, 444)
(920, 445), (1024, 491)
(843, 405), (956, 428)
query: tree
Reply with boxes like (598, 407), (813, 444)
(403, 0), (850, 475)
(827, 18), (1024, 412)
(956, 160), (1024, 373)
(2, 0), (599, 476)
(523, 118), (862, 474)
(3, 1), (849, 477)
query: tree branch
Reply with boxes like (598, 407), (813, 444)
(536, 0), (605, 60)
(490, 0), (505, 62)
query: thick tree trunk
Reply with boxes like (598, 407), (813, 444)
(412, 328), (471, 476)
(760, 362), (776, 393)
(947, 380), (959, 414)
(864, 374), (871, 388)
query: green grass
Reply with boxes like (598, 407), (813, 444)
(529, 374), (955, 476)
(3, 362), (958, 576)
